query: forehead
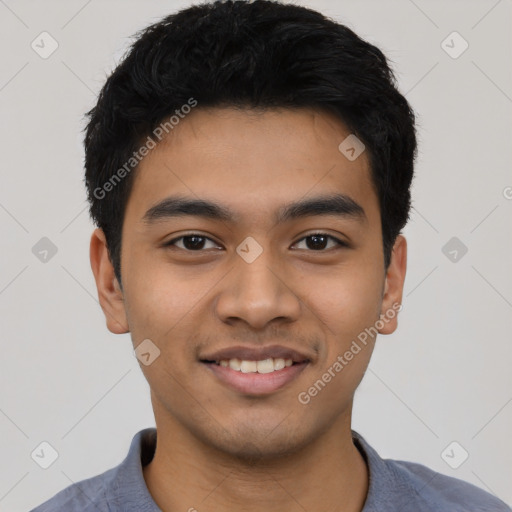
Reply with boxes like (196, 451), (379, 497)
(125, 106), (379, 227)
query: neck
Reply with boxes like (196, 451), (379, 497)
(143, 414), (368, 512)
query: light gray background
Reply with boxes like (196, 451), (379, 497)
(1, 0), (511, 510)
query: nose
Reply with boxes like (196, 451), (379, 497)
(214, 245), (302, 330)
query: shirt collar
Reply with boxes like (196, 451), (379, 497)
(107, 427), (160, 511)
(351, 430), (402, 511)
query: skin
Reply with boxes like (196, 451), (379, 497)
(90, 106), (407, 512)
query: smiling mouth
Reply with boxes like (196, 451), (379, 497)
(201, 357), (300, 374)
(200, 358), (309, 395)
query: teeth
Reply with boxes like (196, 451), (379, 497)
(274, 358), (286, 370)
(229, 358), (241, 371)
(218, 357), (297, 373)
(240, 360), (257, 373)
(256, 358), (274, 374)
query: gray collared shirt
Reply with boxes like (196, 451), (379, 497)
(31, 428), (511, 511)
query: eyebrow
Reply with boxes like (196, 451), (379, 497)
(142, 193), (367, 225)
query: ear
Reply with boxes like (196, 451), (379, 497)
(89, 228), (129, 334)
(378, 235), (407, 335)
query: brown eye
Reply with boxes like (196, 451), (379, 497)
(165, 235), (221, 251)
(293, 233), (346, 251)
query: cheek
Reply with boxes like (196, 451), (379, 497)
(122, 264), (205, 393)
(300, 269), (381, 410)
(120, 246), (199, 343)
(308, 262), (383, 335)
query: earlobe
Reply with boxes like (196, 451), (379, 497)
(89, 228), (130, 334)
(378, 235), (407, 335)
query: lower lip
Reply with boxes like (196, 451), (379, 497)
(202, 361), (309, 395)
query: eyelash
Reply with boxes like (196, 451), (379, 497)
(164, 233), (348, 252)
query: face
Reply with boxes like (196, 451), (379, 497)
(91, 106), (406, 459)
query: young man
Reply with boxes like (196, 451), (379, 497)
(32, 1), (510, 510)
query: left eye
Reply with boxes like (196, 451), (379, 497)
(293, 233), (346, 251)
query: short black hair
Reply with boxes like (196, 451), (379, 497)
(85, 0), (417, 283)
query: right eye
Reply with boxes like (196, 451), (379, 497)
(164, 234), (222, 251)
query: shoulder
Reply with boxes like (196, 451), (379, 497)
(29, 468), (115, 511)
(30, 428), (158, 512)
(352, 431), (510, 512)
(385, 457), (511, 511)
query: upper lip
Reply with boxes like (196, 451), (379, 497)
(200, 345), (312, 363)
